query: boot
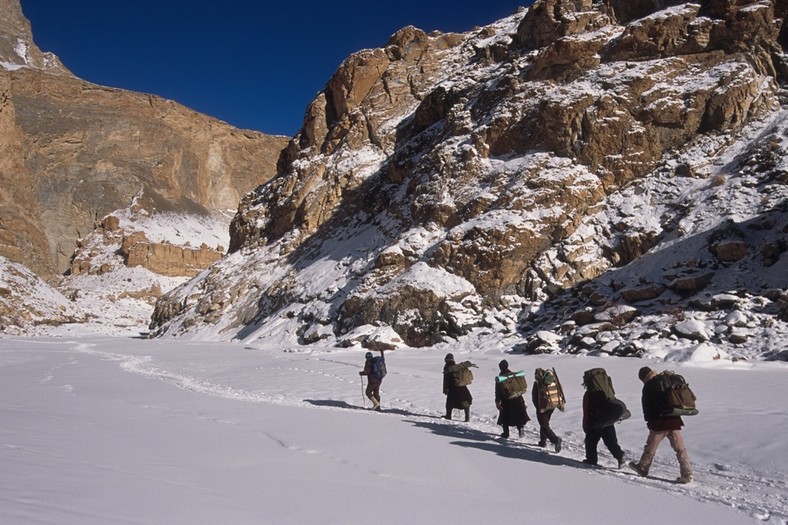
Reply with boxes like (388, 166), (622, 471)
(638, 451), (655, 474)
(676, 473), (694, 484)
(464, 408), (470, 422)
(442, 410), (452, 420)
(554, 437), (562, 453)
(629, 461), (648, 477)
(677, 452), (693, 483)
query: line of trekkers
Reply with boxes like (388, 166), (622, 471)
(360, 351), (698, 484)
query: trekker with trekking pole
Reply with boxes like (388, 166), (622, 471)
(359, 351), (386, 411)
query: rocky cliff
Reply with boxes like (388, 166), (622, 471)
(150, 1), (784, 358)
(150, 0), (788, 356)
(0, 0), (289, 282)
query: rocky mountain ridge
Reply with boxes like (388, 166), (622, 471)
(0, 0), (289, 282)
(149, 0), (787, 360)
(0, 0), (290, 334)
(0, 0), (68, 75)
(3, 0), (786, 359)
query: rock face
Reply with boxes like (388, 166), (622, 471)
(0, 255), (82, 332)
(0, 0), (68, 74)
(0, 0), (289, 280)
(120, 235), (223, 278)
(70, 215), (224, 279)
(151, 0), (787, 353)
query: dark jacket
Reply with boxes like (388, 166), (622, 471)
(443, 360), (473, 409)
(532, 379), (553, 413)
(495, 369), (529, 427)
(361, 358), (383, 386)
(642, 375), (683, 431)
(583, 388), (631, 431)
(582, 391), (592, 432)
(531, 383), (540, 409)
(583, 389), (612, 432)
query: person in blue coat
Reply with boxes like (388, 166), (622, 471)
(359, 351), (384, 411)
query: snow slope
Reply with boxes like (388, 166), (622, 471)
(1, 336), (785, 524)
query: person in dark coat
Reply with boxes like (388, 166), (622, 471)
(629, 367), (694, 483)
(443, 353), (473, 421)
(532, 369), (562, 453)
(582, 373), (625, 468)
(359, 351), (383, 411)
(495, 360), (529, 439)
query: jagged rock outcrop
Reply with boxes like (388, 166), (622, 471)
(152, 0), (788, 352)
(515, 0), (607, 51)
(69, 214), (224, 279)
(0, 0), (289, 281)
(120, 235), (223, 278)
(0, 0), (68, 74)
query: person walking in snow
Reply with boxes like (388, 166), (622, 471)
(532, 368), (562, 453)
(359, 351), (385, 411)
(629, 366), (694, 484)
(582, 372), (626, 468)
(442, 353), (473, 422)
(495, 360), (529, 439)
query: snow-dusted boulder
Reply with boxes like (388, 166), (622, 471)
(673, 319), (713, 342)
(667, 342), (729, 362)
(340, 263), (481, 347)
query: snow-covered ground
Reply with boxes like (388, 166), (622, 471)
(1, 335), (786, 524)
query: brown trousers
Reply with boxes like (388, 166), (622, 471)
(637, 429), (692, 477)
(365, 382), (380, 406)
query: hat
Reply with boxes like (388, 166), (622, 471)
(445, 353), (455, 362)
(638, 366), (654, 381)
(498, 359), (509, 372)
(365, 352), (373, 360)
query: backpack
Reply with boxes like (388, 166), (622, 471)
(591, 398), (632, 429)
(497, 370), (527, 400)
(535, 367), (566, 413)
(371, 356), (387, 380)
(655, 371), (698, 416)
(583, 368), (616, 401)
(447, 361), (475, 387)
(583, 368), (630, 428)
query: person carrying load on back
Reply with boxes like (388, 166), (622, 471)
(359, 350), (386, 411)
(495, 360), (529, 439)
(442, 353), (474, 422)
(629, 366), (694, 484)
(532, 367), (564, 453)
(582, 368), (627, 468)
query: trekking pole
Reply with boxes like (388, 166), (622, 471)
(360, 374), (366, 407)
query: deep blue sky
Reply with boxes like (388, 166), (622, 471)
(20, 1), (532, 137)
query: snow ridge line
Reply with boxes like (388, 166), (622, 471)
(70, 343), (306, 408)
